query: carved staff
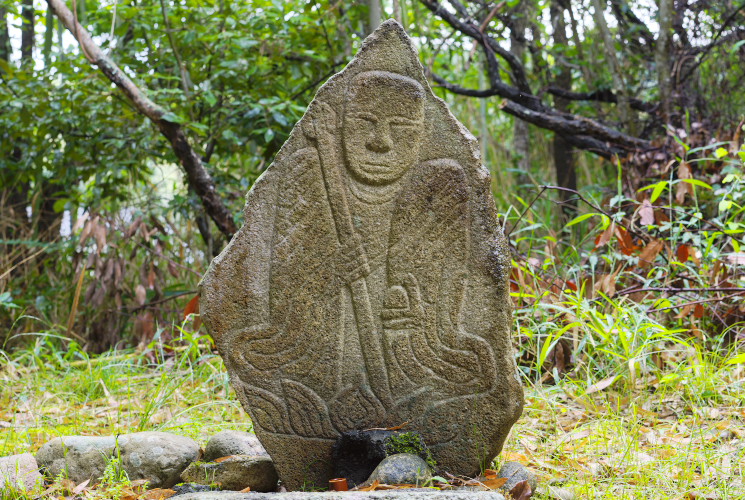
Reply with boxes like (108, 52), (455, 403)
(303, 101), (392, 409)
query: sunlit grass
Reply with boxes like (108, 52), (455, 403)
(2, 327), (743, 499)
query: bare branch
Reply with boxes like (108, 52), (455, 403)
(47, 0), (237, 239)
(544, 86), (656, 113)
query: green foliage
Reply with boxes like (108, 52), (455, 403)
(507, 126), (745, 388)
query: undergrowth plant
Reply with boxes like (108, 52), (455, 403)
(505, 127), (745, 390)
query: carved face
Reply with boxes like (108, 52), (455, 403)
(343, 71), (425, 186)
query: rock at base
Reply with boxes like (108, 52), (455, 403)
(332, 430), (432, 487)
(363, 454), (432, 487)
(180, 455), (278, 492)
(203, 430), (268, 461)
(496, 461), (537, 492)
(0, 453), (43, 491)
(35, 432), (199, 488)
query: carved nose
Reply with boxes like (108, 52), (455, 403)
(366, 125), (393, 153)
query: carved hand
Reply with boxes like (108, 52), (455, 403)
(302, 100), (337, 146)
(336, 232), (371, 284)
(381, 273), (425, 330)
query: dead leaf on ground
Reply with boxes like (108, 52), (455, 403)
(638, 239), (664, 267)
(586, 375), (617, 395)
(639, 199), (655, 225)
(480, 477), (508, 489)
(139, 489), (175, 500)
(510, 479), (533, 500)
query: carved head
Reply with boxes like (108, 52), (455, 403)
(343, 71), (425, 186)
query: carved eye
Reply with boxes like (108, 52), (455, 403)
(389, 116), (419, 128)
(352, 112), (378, 123)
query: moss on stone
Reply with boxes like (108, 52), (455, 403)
(384, 432), (436, 470)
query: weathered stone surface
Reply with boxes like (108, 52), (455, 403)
(180, 455), (278, 492)
(0, 453), (43, 491)
(171, 492), (505, 500)
(173, 483), (220, 495)
(204, 430), (268, 461)
(36, 432), (199, 488)
(364, 453), (432, 487)
(199, 19), (523, 490)
(496, 461), (537, 492)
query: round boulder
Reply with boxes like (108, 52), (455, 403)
(203, 430), (268, 461)
(364, 453), (432, 487)
(0, 453), (43, 491)
(36, 432), (199, 488)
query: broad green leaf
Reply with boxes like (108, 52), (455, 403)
(682, 179), (713, 189)
(566, 212), (600, 227)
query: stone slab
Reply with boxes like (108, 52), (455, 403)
(200, 19), (523, 490)
(172, 492), (505, 500)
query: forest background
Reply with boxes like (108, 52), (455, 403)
(1, 0), (744, 498)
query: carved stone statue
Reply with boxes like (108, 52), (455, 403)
(199, 20), (524, 490)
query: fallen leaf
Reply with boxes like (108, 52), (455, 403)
(615, 226), (637, 255)
(639, 199), (655, 225)
(71, 479), (90, 495)
(694, 304), (705, 318)
(239, 486), (251, 492)
(539, 485), (575, 500)
(510, 479), (533, 500)
(726, 253), (745, 265)
(638, 239), (664, 267)
(595, 223), (614, 248)
(140, 489), (175, 500)
(183, 294), (200, 320)
(481, 477), (508, 489)
(586, 375), (617, 394)
(135, 284), (147, 306)
(677, 244), (690, 263)
(214, 455), (239, 463)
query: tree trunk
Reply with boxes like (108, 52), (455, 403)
(511, 1), (531, 185)
(551, 0), (577, 215)
(47, 0), (238, 239)
(656, 0), (674, 121)
(368, 0), (381, 34)
(591, 0), (632, 133)
(21, 0), (34, 63)
(0, 6), (10, 62)
(44, 6), (54, 67)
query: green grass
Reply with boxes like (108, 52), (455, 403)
(1, 325), (743, 499)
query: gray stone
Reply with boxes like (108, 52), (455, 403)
(36, 431), (199, 488)
(199, 19), (523, 491)
(171, 493), (505, 500)
(364, 453), (432, 487)
(331, 430), (431, 487)
(203, 430), (267, 461)
(496, 461), (537, 492)
(180, 455), (278, 492)
(0, 453), (43, 491)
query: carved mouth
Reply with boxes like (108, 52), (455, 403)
(359, 163), (394, 175)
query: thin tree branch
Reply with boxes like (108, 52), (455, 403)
(47, 0), (237, 239)
(544, 86), (656, 113)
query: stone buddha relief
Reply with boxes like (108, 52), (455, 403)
(199, 20), (524, 490)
